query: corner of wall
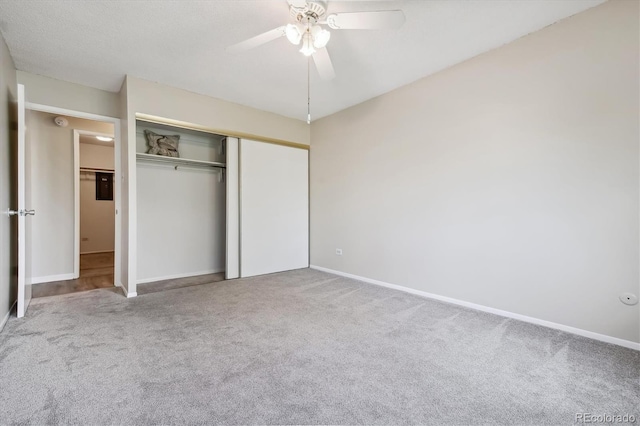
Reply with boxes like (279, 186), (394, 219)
(117, 75), (131, 294)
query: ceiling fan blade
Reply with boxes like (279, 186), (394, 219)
(312, 47), (336, 81)
(227, 26), (287, 54)
(326, 10), (405, 30)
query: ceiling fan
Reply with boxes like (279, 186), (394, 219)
(227, 0), (406, 81)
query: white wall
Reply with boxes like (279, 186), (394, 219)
(80, 142), (115, 254)
(0, 31), (17, 328)
(310, 0), (639, 344)
(28, 111), (113, 280)
(136, 164), (226, 282)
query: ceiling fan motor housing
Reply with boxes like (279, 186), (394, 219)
(290, 1), (327, 24)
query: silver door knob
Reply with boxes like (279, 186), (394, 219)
(8, 209), (19, 216)
(23, 209), (35, 216)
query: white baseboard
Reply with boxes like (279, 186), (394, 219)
(80, 250), (115, 255)
(0, 301), (17, 332)
(310, 265), (640, 351)
(31, 273), (76, 284)
(115, 281), (137, 298)
(137, 269), (224, 285)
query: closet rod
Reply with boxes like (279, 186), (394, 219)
(136, 153), (226, 169)
(79, 167), (114, 174)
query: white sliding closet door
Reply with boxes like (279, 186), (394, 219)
(226, 137), (240, 279)
(240, 139), (308, 277)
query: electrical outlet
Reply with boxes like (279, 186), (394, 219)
(619, 293), (638, 306)
(336, 248), (342, 255)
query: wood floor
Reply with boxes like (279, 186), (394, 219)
(33, 252), (114, 298)
(33, 252), (226, 298)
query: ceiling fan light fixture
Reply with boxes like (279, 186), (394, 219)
(311, 25), (330, 49)
(285, 24), (302, 45)
(299, 33), (316, 56)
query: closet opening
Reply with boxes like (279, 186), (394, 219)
(134, 119), (231, 295)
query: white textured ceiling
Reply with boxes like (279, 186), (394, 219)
(0, 0), (605, 121)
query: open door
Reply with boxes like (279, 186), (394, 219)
(12, 84), (34, 318)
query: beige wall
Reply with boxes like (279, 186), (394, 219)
(29, 111), (113, 280)
(0, 31), (17, 328)
(80, 143), (115, 254)
(310, 0), (639, 343)
(125, 76), (310, 145)
(17, 71), (120, 118)
(79, 142), (115, 170)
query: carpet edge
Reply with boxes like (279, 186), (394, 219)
(310, 265), (640, 351)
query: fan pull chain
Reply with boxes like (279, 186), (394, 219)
(307, 55), (311, 124)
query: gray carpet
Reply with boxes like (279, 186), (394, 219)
(0, 269), (638, 425)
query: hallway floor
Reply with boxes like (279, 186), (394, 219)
(33, 252), (114, 298)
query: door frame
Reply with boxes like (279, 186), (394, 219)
(73, 129), (117, 279)
(26, 102), (123, 291)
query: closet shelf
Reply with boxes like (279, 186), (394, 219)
(80, 167), (114, 174)
(136, 153), (226, 169)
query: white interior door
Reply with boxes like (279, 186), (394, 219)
(240, 139), (308, 278)
(15, 84), (33, 318)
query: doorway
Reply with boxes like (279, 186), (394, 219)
(73, 130), (116, 295)
(22, 110), (118, 298)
